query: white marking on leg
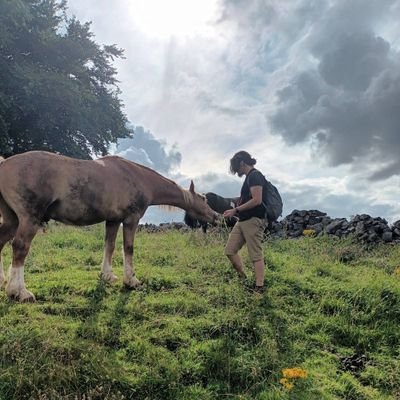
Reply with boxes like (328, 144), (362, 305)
(101, 250), (118, 283)
(7, 264), (24, 293)
(123, 250), (141, 288)
(6, 265), (35, 302)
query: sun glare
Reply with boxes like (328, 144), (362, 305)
(128, 0), (219, 39)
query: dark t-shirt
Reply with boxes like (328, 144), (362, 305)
(238, 169), (266, 221)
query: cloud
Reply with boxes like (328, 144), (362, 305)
(141, 206), (183, 225)
(267, 0), (400, 180)
(115, 126), (181, 173)
(65, 0), (400, 223)
(369, 160), (400, 181)
(194, 172), (241, 197)
(217, 0), (400, 180)
(282, 181), (399, 222)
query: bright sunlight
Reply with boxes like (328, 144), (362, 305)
(128, 0), (219, 39)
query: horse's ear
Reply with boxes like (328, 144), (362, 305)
(189, 180), (195, 193)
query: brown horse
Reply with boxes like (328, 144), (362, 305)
(0, 151), (218, 302)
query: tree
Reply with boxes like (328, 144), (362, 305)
(0, 0), (132, 159)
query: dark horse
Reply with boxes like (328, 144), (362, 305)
(184, 192), (239, 232)
(0, 151), (219, 302)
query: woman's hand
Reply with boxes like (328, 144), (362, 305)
(224, 208), (237, 218)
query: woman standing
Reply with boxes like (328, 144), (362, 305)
(223, 151), (267, 293)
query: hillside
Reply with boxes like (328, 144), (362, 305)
(0, 224), (399, 399)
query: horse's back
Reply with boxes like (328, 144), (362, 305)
(0, 151), (132, 193)
(0, 151), (147, 225)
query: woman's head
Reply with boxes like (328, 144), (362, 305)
(229, 151), (256, 175)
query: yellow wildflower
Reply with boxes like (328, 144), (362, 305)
(280, 378), (294, 391)
(280, 367), (307, 392)
(282, 367), (308, 379)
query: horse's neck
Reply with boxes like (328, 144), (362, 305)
(148, 173), (189, 209)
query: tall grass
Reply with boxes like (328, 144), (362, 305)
(0, 224), (399, 399)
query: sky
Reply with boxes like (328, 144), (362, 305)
(66, 0), (400, 224)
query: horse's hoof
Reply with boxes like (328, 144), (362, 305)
(8, 289), (36, 303)
(123, 276), (142, 289)
(20, 290), (36, 303)
(101, 273), (118, 283)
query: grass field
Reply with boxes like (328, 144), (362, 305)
(0, 223), (399, 399)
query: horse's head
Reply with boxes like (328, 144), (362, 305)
(184, 211), (201, 229)
(185, 181), (219, 224)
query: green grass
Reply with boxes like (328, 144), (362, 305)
(0, 224), (399, 399)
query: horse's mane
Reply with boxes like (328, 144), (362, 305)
(160, 189), (193, 212)
(106, 156), (195, 212)
(112, 156), (179, 187)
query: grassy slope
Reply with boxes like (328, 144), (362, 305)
(0, 224), (399, 400)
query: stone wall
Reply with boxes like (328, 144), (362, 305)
(270, 210), (400, 244)
(140, 210), (400, 244)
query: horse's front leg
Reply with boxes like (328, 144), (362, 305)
(6, 219), (39, 302)
(101, 221), (120, 283)
(122, 215), (141, 289)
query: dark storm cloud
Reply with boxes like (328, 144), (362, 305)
(272, 32), (400, 175)
(369, 160), (400, 181)
(269, 0), (400, 180)
(219, 0), (400, 180)
(116, 126), (182, 173)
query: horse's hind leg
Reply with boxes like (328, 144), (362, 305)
(101, 221), (120, 283)
(0, 197), (18, 288)
(6, 218), (39, 302)
(122, 215), (141, 289)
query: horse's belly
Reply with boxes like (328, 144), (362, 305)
(44, 200), (125, 225)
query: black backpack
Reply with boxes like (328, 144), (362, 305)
(247, 170), (283, 222)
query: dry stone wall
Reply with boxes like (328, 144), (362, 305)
(270, 210), (400, 244)
(140, 210), (400, 244)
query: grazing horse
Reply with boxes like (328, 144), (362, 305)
(184, 192), (239, 233)
(0, 151), (219, 302)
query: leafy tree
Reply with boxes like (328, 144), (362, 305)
(0, 0), (132, 159)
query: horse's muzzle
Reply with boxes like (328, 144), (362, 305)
(213, 213), (224, 225)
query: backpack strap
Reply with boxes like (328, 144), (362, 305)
(246, 169), (268, 220)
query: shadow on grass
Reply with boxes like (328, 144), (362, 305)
(75, 278), (111, 341)
(0, 298), (14, 318)
(103, 288), (132, 348)
(75, 278), (134, 349)
(257, 277), (295, 357)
